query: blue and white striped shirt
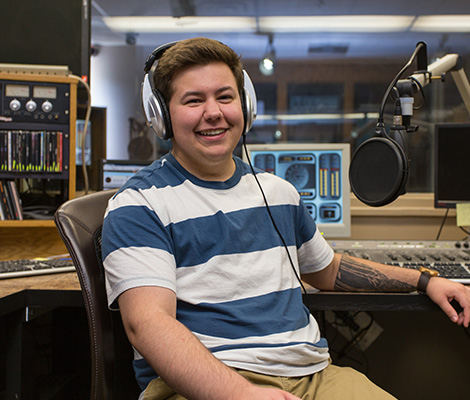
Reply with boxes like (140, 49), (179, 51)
(102, 153), (334, 390)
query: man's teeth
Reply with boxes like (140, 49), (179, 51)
(199, 129), (225, 136)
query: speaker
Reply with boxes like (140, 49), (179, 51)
(141, 41), (257, 140)
(0, 0), (91, 81)
(349, 126), (409, 207)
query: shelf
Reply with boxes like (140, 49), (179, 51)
(0, 73), (77, 229)
(0, 219), (55, 228)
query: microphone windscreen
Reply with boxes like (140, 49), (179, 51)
(349, 137), (408, 207)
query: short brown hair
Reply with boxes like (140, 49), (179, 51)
(153, 37), (244, 103)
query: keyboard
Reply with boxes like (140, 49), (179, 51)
(329, 240), (470, 284)
(0, 257), (75, 279)
(385, 261), (470, 282)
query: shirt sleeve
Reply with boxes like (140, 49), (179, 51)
(101, 187), (177, 310)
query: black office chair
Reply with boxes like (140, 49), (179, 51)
(54, 190), (141, 400)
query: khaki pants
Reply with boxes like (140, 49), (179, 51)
(140, 363), (397, 400)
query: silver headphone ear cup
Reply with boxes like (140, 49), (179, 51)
(141, 42), (178, 140)
(242, 70), (257, 134)
(141, 74), (154, 126)
(141, 74), (167, 139)
(147, 94), (166, 139)
(243, 90), (254, 135)
(153, 89), (172, 140)
(141, 73), (173, 140)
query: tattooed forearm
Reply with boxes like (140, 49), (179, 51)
(334, 255), (416, 292)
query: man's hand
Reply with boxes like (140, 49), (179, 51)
(426, 277), (470, 327)
(119, 286), (303, 400)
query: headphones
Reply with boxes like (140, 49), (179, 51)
(141, 41), (257, 140)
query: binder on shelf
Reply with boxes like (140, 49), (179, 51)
(0, 179), (23, 220)
(0, 180), (11, 220)
(8, 180), (23, 220)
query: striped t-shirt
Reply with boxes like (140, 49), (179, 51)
(102, 153), (334, 391)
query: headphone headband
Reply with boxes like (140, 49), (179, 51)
(144, 41), (179, 73)
(141, 40), (257, 140)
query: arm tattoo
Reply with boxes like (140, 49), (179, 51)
(334, 255), (415, 292)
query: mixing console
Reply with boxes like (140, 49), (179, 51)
(328, 240), (470, 284)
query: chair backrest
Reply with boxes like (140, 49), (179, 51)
(54, 190), (140, 400)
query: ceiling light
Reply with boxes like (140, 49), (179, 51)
(103, 16), (257, 33)
(102, 15), (470, 35)
(259, 34), (276, 76)
(258, 15), (415, 32)
(412, 15), (470, 32)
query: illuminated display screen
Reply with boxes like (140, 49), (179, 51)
(243, 143), (351, 238)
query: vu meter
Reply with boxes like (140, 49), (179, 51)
(319, 153), (341, 200)
(279, 154), (316, 198)
(2, 80), (69, 124)
(251, 149), (343, 224)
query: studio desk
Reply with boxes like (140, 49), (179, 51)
(0, 242), (470, 400)
(3, 267), (469, 399)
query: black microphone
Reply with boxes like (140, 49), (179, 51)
(349, 42), (427, 207)
(349, 100), (409, 207)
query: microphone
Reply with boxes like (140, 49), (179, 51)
(349, 42), (427, 207)
(349, 117), (409, 207)
(349, 96), (410, 207)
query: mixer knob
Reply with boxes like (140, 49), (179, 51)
(25, 99), (37, 112)
(9, 99), (21, 111)
(41, 100), (53, 112)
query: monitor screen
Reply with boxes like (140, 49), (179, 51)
(434, 123), (470, 209)
(76, 120), (91, 166)
(100, 160), (149, 190)
(243, 143), (351, 238)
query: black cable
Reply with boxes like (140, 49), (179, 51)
(242, 135), (309, 297)
(390, 86), (400, 102)
(459, 226), (470, 236)
(407, 76), (426, 110)
(379, 42), (426, 123)
(436, 207), (450, 240)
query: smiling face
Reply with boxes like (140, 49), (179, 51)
(168, 62), (245, 181)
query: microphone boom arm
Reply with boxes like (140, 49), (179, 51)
(400, 53), (470, 116)
(450, 63), (470, 115)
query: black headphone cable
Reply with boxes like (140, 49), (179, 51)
(242, 135), (309, 299)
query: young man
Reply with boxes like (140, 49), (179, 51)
(102, 38), (470, 400)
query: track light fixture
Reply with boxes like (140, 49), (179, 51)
(259, 34), (275, 76)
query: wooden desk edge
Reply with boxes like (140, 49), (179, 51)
(1, 273), (441, 315)
(0, 271), (81, 299)
(304, 291), (440, 312)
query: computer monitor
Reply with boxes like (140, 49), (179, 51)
(76, 120), (91, 166)
(242, 143), (351, 238)
(434, 123), (470, 209)
(100, 159), (149, 190)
